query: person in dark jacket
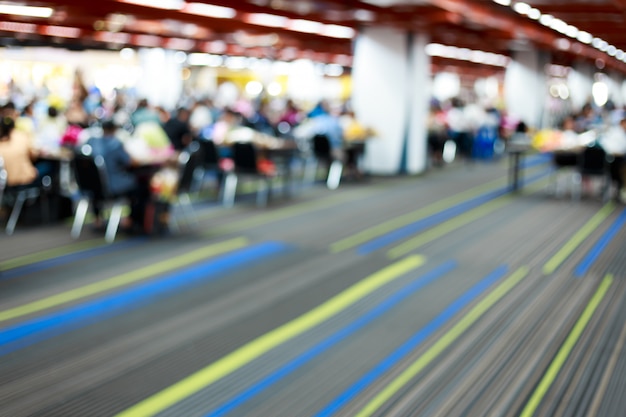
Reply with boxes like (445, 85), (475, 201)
(85, 120), (148, 232)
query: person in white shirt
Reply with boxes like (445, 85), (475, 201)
(600, 118), (626, 202)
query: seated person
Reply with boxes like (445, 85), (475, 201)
(85, 120), (149, 232)
(0, 116), (40, 187)
(600, 118), (626, 201)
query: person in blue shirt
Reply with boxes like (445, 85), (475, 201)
(86, 120), (148, 232)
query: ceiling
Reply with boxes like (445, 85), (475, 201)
(2, 0), (626, 78)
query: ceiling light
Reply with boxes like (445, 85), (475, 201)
(0, 4), (53, 18)
(549, 19), (568, 34)
(183, 3), (236, 18)
(616, 50), (625, 60)
(118, 0), (183, 10)
(493, 0), (511, 5)
(0, 21), (37, 33)
(288, 19), (323, 34)
(592, 38), (603, 48)
(246, 13), (288, 27)
(513, 2), (531, 15)
(577, 31), (593, 44)
(565, 25), (579, 38)
(527, 8), (541, 20)
(44, 25), (81, 38)
(539, 14), (553, 26)
(323, 25), (355, 39)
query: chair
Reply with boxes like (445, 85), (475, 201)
(222, 142), (276, 207)
(572, 144), (610, 201)
(70, 144), (128, 243)
(195, 138), (223, 194)
(0, 157), (51, 235)
(169, 141), (204, 232)
(549, 151), (579, 198)
(304, 134), (343, 190)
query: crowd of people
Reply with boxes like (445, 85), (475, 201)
(0, 79), (378, 234)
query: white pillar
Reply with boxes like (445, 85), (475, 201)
(352, 27), (430, 175)
(568, 61), (594, 112)
(606, 72), (624, 108)
(136, 48), (183, 110)
(504, 49), (549, 129)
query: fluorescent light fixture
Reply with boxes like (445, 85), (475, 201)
(597, 39), (609, 51)
(577, 31), (593, 44)
(288, 19), (323, 34)
(184, 3), (236, 18)
(513, 2), (531, 15)
(527, 8), (541, 20)
(44, 25), (81, 38)
(167, 38), (195, 51)
(133, 34), (162, 47)
(323, 25), (355, 39)
(119, 0), (183, 10)
(425, 43), (509, 67)
(0, 4), (53, 18)
(0, 21), (36, 33)
(565, 25), (579, 38)
(549, 19), (568, 33)
(246, 13), (288, 28)
(539, 14), (553, 26)
(493, 0), (511, 6)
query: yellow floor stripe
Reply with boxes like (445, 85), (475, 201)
(542, 203), (615, 275)
(520, 274), (613, 417)
(0, 237), (249, 324)
(354, 266), (529, 417)
(329, 177), (508, 253)
(0, 238), (107, 271)
(387, 197), (512, 259)
(115, 255), (426, 417)
(387, 180), (549, 260)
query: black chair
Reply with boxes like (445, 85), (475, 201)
(169, 141), (204, 232)
(195, 138), (223, 194)
(222, 142), (275, 207)
(0, 157), (51, 235)
(572, 144), (610, 201)
(304, 134), (343, 190)
(70, 144), (129, 243)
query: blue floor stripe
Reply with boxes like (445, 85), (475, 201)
(203, 260), (457, 417)
(0, 241), (290, 356)
(357, 189), (509, 255)
(313, 265), (509, 417)
(575, 208), (626, 278)
(0, 238), (147, 281)
(356, 169), (551, 255)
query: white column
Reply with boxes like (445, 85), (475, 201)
(504, 49), (549, 129)
(352, 27), (430, 175)
(606, 72), (624, 108)
(136, 48), (183, 110)
(568, 61), (595, 112)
